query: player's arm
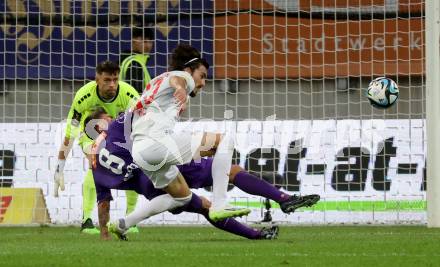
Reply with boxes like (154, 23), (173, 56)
(53, 135), (73, 197)
(134, 73), (190, 111)
(169, 71), (196, 113)
(169, 75), (188, 105)
(53, 93), (83, 197)
(169, 75), (192, 114)
(57, 94), (83, 160)
(98, 200), (111, 240)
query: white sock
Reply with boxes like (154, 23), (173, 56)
(123, 193), (192, 228)
(211, 135), (234, 210)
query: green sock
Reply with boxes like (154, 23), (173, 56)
(82, 169), (96, 222)
(125, 190), (138, 215)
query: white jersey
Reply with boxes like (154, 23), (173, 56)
(131, 71), (195, 140)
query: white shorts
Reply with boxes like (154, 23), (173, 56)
(132, 131), (204, 189)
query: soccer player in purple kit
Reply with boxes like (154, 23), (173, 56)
(87, 108), (320, 241)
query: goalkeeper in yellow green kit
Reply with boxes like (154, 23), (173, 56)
(53, 61), (140, 234)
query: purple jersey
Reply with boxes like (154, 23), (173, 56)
(92, 112), (214, 202)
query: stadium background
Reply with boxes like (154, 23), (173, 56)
(0, 0), (427, 225)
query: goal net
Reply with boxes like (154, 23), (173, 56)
(0, 0), (426, 225)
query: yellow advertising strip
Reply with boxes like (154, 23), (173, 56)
(0, 188), (50, 224)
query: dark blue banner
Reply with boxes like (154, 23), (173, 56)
(0, 0), (213, 16)
(0, 0), (213, 79)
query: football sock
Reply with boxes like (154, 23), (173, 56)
(205, 215), (260, 239)
(233, 171), (290, 203)
(183, 197), (260, 239)
(125, 190), (138, 215)
(124, 193), (192, 228)
(82, 169), (96, 222)
(180, 193), (204, 213)
(211, 135), (234, 210)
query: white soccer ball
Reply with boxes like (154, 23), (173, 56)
(366, 77), (399, 109)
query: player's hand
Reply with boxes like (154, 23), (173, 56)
(178, 101), (187, 115)
(174, 87), (187, 107)
(200, 196), (212, 210)
(54, 159), (66, 197)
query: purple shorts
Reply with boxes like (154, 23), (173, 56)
(93, 158), (214, 202)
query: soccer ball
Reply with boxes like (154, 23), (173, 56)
(366, 77), (399, 109)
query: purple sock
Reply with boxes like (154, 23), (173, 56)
(205, 215), (261, 239)
(184, 193), (204, 213)
(233, 171), (290, 203)
(183, 194), (261, 239)
(169, 193), (205, 215)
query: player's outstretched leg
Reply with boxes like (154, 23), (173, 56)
(177, 197), (278, 240)
(206, 215), (279, 240)
(208, 207), (251, 222)
(208, 134), (250, 221)
(109, 189), (206, 241)
(231, 169), (320, 213)
(125, 190), (140, 234)
(279, 194), (320, 213)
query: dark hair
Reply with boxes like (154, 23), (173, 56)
(169, 43), (209, 71)
(132, 27), (155, 40)
(96, 60), (120, 75)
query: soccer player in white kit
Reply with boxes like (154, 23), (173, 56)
(109, 44), (250, 235)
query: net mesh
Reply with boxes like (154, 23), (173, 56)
(0, 0), (426, 224)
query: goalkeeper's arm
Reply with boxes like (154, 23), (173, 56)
(57, 136), (75, 161)
(58, 100), (83, 160)
(54, 99), (82, 197)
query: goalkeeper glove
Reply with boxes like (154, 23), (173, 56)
(54, 159), (66, 197)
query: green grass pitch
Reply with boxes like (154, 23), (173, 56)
(1, 225), (440, 267)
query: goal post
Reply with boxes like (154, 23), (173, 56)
(425, 0), (440, 228)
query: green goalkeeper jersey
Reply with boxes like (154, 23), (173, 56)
(65, 80), (139, 150)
